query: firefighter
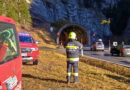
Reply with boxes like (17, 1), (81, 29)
(64, 32), (83, 84)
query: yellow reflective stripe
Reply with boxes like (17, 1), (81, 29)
(73, 73), (78, 76)
(66, 46), (79, 49)
(67, 58), (79, 61)
(67, 72), (71, 76)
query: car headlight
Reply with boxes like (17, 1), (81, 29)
(31, 48), (38, 51)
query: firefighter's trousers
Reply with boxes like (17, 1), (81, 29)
(67, 61), (79, 83)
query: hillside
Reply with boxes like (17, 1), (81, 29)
(22, 27), (130, 90)
(16, 24), (56, 48)
(0, 0), (129, 89)
(0, 0), (31, 24)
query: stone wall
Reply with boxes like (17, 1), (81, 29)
(30, 0), (120, 41)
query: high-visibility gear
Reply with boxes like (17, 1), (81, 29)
(67, 58), (79, 61)
(67, 72), (71, 76)
(64, 39), (82, 83)
(66, 45), (79, 49)
(67, 61), (79, 83)
(64, 39), (82, 59)
(68, 32), (76, 39)
(73, 73), (78, 76)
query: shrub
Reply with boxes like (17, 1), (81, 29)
(0, 0), (31, 24)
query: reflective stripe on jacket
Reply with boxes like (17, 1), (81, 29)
(67, 58), (79, 61)
(64, 39), (82, 59)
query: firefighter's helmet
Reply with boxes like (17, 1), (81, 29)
(69, 32), (76, 39)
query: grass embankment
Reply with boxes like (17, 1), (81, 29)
(22, 50), (130, 90)
(22, 27), (130, 90)
(16, 24), (56, 48)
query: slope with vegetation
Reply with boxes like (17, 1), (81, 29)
(0, 0), (31, 24)
(0, 0), (129, 89)
(22, 27), (130, 90)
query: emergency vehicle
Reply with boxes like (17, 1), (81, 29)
(18, 32), (39, 65)
(0, 16), (22, 90)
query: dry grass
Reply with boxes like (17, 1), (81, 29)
(20, 25), (130, 90)
(80, 57), (130, 78)
(16, 24), (56, 48)
(22, 50), (130, 90)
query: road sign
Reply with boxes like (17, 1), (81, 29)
(113, 42), (118, 46)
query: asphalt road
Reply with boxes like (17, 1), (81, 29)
(40, 47), (130, 68)
(83, 49), (130, 68)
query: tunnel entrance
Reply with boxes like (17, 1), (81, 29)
(57, 24), (89, 45)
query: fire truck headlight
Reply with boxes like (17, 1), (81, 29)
(31, 48), (38, 51)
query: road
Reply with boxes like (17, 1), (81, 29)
(40, 47), (130, 68)
(83, 48), (130, 68)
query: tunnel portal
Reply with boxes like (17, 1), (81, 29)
(57, 24), (89, 45)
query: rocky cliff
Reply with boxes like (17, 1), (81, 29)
(30, 0), (121, 40)
(124, 19), (130, 38)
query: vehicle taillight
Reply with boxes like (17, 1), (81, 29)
(122, 48), (125, 52)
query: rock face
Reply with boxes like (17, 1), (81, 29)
(123, 19), (130, 38)
(30, 0), (120, 41)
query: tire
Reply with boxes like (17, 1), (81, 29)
(111, 53), (113, 56)
(33, 60), (38, 65)
(94, 48), (96, 51)
(23, 62), (26, 64)
(119, 53), (123, 57)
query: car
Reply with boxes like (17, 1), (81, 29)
(18, 32), (39, 65)
(90, 39), (104, 51)
(110, 45), (130, 56)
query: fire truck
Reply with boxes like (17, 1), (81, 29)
(0, 16), (22, 90)
(18, 32), (39, 65)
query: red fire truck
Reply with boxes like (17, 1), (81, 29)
(0, 16), (22, 90)
(18, 32), (39, 65)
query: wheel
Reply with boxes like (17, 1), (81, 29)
(33, 60), (38, 65)
(119, 53), (123, 57)
(22, 62), (26, 64)
(111, 53), (113, 56)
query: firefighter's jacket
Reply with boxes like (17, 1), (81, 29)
(64, 39), (83, 62)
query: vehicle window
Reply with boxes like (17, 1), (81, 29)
(0, 23), (19, 64)
(124, 46), (130, 49)
(19, 36), (34, 43)
(97, 42), (102, 45)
